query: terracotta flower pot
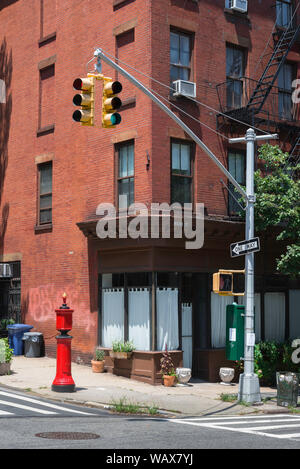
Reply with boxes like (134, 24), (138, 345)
(163, 375), (176, 387)
(0, 362), (11, 376)
(91, 360), (104, 373)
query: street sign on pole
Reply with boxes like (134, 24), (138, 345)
(230, 237), (260, 258)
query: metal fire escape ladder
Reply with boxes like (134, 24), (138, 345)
(290, 132), (300, 163)
(246, 25), (300, 115)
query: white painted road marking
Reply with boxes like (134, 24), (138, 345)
(0, 409), (14, 416)
(168, 414), (300, 441)
(0, 399), (57, 415)
(0, 390), (95, 416)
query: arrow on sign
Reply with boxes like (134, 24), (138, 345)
(230, 237), (260, 258)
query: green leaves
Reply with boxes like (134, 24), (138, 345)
(254, 144), (300, 277)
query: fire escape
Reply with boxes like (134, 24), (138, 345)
(217, 5), (300, 167)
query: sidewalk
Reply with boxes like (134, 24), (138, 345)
(0, 356), (283, 417)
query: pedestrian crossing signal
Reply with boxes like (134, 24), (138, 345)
(72, 76), (95, 126)
(213, 270), (245, 296)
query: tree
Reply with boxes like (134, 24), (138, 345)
(253, 144), (300, 277)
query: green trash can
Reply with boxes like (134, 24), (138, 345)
(276, 372), (299, 407)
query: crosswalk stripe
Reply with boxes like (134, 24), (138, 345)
(196, 418), (300, 425)
(0, 399), (57, 415)
(0, 409), (14, 416)
(168, 414), (300, 441)
(176, 414), (300, 421)
(0, 391), (94, 415)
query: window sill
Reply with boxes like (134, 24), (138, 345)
(38, 32), (56, 47)
(37, 124), (55, 137)
(34, 223), (53, 234)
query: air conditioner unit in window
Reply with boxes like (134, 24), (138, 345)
(172, 80), (196, 98)
(0, 263), (12, 278)
(229, 0), (248, 13)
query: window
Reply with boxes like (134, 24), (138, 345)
(100, 272), (151, 351)
(170, 30), (192, 88)
(171, 140), (192, 205)
(38, 162), (52, 224)
(278, 62), (296, 120)
(228, 150), (245, 215)
(117, 142), (134, 209)
(276, 0), (293, 28)
(39, 63), (55, 130)
(226, 45), (245, 110)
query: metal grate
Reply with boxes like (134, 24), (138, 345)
(35, 432), (100, 440)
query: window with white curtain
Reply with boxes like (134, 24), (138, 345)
(289, 290), (300, 339)
(102, 288), (124, 347)
(264, 292), (286, 342)
(156, 288), (179, 350)
(211, 293), (235, 348)
(128, 288), (150, 351)
(181, 303), (192, 368)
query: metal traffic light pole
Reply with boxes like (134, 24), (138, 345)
(229, 130), (278, 403)
(94, 48), (278, 403)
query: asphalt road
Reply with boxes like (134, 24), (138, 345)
(0, 387), (300, 452)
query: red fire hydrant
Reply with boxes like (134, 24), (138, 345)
(51, 293), (75, 392)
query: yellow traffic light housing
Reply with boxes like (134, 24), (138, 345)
(102, 78), (122, 128)
(213, 269), (245, 296)
(72, 76), (95, 126)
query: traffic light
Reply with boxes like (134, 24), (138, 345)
(213, 270), (245, 296)
(72, 76), (95, 126)
(213, 272), (233, 295)
(102, 79), (122, 128)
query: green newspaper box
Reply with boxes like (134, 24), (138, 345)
(226, 303), (245, 361)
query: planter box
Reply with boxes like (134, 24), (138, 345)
(99, 349), (183, 385)
(109, 351), (133, 359)
(0, 362), (11, 375)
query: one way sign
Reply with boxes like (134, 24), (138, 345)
(230, 237), (260, 258)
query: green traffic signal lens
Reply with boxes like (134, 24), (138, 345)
(111, 113), (122, 125)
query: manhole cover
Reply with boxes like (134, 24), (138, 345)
(35, 432), (100, 440)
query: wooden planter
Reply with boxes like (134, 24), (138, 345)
(91, 360), (105, 373)
(109, 351), (133, 359)
(0, 362), (11, 376)
(163, 375), (176, 387)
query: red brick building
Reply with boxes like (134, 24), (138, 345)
(0, 0), (299, 383)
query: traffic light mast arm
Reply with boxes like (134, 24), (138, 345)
(94, 48), (247, 202)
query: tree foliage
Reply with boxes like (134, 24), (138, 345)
(254, 144), (300, 277)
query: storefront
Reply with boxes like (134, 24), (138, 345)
(78, 218), (300, 384)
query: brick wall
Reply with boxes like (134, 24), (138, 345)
(0, 0), (299, 359)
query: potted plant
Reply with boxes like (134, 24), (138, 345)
(160, 345), (177, 387)
(0, 318), (15, 339)
(0, 338), (13, 375)
(91, 349), (106, 373)
(109, 340), (135, 359)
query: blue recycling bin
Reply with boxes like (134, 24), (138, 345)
(7, 324), (34, 355)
